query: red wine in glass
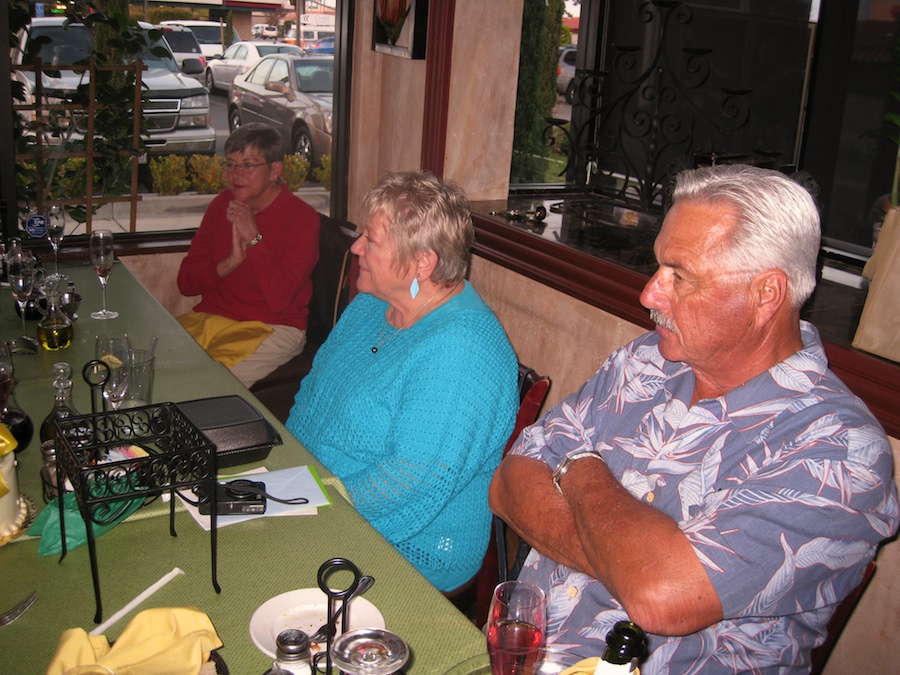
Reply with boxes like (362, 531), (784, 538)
(487, 619), (544, 675)
(94, 262), (113, 279)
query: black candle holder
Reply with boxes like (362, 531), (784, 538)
(53, 402), (219, 623)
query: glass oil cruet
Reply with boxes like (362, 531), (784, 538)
(40, 362), (80, 445)
(37, 277), (74, 351)
(40, 362), (80, 502)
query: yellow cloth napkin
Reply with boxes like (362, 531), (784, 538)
(46, 606), (223, 675)
(0, 423), (18, 498)
(177, 312), (273, 368)
(560, 658), (600, 675)
(559, 658), (640, 675)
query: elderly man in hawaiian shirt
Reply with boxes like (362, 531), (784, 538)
(490, 164), (899, 674)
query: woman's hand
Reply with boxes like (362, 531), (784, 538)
(226, 199), (260, 247)
(216, 200), (260, 277)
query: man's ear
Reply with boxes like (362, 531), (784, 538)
(753, 269), (790, 326)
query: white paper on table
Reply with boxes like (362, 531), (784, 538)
(177, 465), (332, 531)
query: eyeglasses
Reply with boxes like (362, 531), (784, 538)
(220, 160), (269, 175)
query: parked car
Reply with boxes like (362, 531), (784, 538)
(228, 54), (333, 169)
(252, 23), (268, 39)
(11, 17), (215, 159)
(558, 46), (576, 104)
(205, 41), (302, 93)
(261, 25), (279, 39)
(159, 20), (241, 59)
(159, 24), (206, 82)
(305, 36), (334, 54)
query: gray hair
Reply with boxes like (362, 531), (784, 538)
(363, 171), (473, 285)
(224, 123), (286, 164)
(672, 164), (821, 309)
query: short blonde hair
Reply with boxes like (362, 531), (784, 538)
(363, 171), (473, 284)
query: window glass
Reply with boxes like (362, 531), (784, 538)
(511, 0), (890, 255)
(247, 58), (275, 85)
(222, 43), (240, 59)
(268, 58), (290, 87)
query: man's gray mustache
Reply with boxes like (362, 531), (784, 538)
(650, 309), (677, 332)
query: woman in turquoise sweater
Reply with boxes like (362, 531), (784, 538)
(286, 171), (518, 592)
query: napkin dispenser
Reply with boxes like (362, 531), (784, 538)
(176, 395), (282, 468)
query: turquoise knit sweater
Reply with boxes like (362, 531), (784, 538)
(286, 282), (518, 591)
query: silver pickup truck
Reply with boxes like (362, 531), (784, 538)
(12, 17), (216, 158)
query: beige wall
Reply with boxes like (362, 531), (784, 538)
(347, 1), (524, 220)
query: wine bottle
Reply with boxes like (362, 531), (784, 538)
(593, 621), (646, 674)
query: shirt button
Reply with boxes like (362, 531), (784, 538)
(566, 586), (578, 599)
(645, 492), (655, 504)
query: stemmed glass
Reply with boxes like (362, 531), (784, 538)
(7, 250), (40, 354)
(46, 205), (68, 281)
(90, 229), (118, 319)
(487, 581), (547, 675)
(96, 333), (132, 410)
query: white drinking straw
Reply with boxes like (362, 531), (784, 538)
(89, 567), (185, 635)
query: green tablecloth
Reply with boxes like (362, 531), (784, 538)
(0, 260), (487, 674)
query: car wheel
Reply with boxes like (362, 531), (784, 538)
(205, 70), (216, 92)
(229, 106), (242, 132)
(565, 80), (576, 105)
(293, 126), (313, 168)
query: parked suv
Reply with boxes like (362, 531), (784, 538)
(12, 17), (216, 159)
(160, 20), (241, 59)
(159, 24), (206, 82)
(558, 46), (576, 104)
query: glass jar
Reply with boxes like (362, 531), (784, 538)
(37, 278), (73, 351)
(330, 628), (409, 675)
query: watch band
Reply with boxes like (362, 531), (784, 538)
(552, 450), (605, 494)
(246, 233), (263, 248)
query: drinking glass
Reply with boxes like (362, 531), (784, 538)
(487, 581), (547, 675)
(7, 250), (40, 353)
(96, 333), (132, 410)
(90, 229), (118, 319)
(46, 204), (68, 281)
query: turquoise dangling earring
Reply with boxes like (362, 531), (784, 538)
(410, 275), (420, 299)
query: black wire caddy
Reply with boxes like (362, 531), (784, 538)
(314, 558), (408, 675)
(53, 360), (219, 624)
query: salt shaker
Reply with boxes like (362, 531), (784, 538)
(267, 629), (312, 675)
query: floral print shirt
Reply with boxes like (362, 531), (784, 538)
(513, 321), (899, 674)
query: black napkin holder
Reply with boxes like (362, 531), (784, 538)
(176, 395), (282, 468)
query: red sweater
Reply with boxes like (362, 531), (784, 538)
(177, 184), (319, 330)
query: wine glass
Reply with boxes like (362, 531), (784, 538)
(96, 333), (132, 410)
(487, 581), (547, 675)
(7, 250), (40, 354)
(90, 229), (118, 319)
(46, 204), (68, 281)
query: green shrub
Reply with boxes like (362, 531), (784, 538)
(282, 154), (309, 191)
(312, 154), (332, 191)
(149, 155), (191, 195)
(189, 154), (227, 194)
(147, 7), (192, 24)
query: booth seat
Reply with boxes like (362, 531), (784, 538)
(250, 214), (360, 422)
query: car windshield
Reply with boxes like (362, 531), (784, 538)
(257, 44), (301, 56)
(188, 25), (230, 45)
(294, 60), (333, 93)
(162, 30), (201, 54)
(24, 25), (179, 73)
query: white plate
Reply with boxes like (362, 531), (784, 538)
(250, 587), (385, 659)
